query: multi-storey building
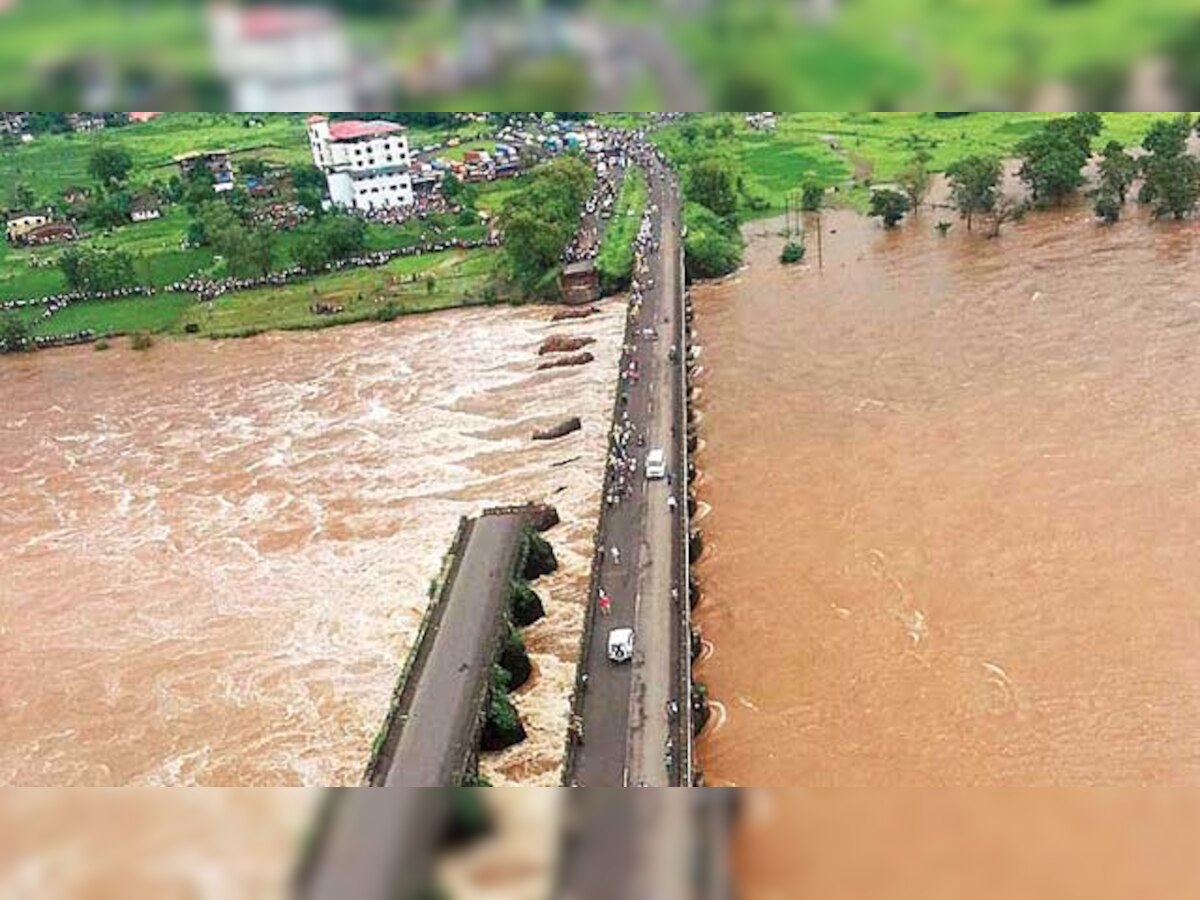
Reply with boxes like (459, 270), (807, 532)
(306, 116), (415, 213)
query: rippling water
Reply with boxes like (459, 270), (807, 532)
(0, 303), (623, 786)
(694, 204), (1200, 786)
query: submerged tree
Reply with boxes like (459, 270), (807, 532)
(898, 149), (933, 212)
(946, 155), (1002, 231)
(1098, 140), (1137, 204)
(869, 188), (910, 228)
(1014, 113), (1100, 207)
(1139, 114), (1200, 219)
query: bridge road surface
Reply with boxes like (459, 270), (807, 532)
(555, 790), (736, 900)
(297, 789), (448, 900)
(382, 513), (526, 786)
(569, 160), (684, 786)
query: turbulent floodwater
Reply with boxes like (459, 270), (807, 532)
(694, 203), (1200, 786)
(0, 303), (622, 786)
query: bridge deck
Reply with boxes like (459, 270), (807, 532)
(382, 512), (527, 786)
(567, 159), (689, 786)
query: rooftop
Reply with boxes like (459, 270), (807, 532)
(327, 120), (404, 142)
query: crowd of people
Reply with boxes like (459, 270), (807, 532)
(0, 285), (155, 318)
(168, 234), (500, 302)
(0, 235), (501, 326)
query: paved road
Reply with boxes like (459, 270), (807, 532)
(297, 789), (448, 900)
(568, 160), (685, 786)
(381, 513), (526, 786)
(555, 789), (736, 900)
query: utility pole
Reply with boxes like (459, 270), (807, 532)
(816, 208), (823, 270)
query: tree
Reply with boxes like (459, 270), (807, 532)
(898, 150), (932, 212)
(290, 163), (326, 193)
(88, 145), (133, 188)
(0, 312), (31, 351)
(1142, 154), (1200, 219)
(1098, 141), (1137, 204)
(321, 215), (366, 259)
(801, 182), (824, 211)
(945, 155), (1002, 231)
(59, 247), (136, 292)
(986, 195), (1025, 238)
(1139, 115), (1200, 219)
(240, 158), (267, 179)
(499, 155), (595, 292)
(1142, 114), (1192, 161)
(780, 241), (805, 264)
(1015, 116), (1093, 207)
(294, 234), (331, 272)
(869, 189), (910, 228)
(12, 181), (35, 210)
(87, 190), (132, 228)
(686, 157), (738, 218)
(1094, 189), (1121, 223)
(683, 202), (743, 280)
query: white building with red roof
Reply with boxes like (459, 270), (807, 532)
(307, 115), (415, 213)
(209, 3), (355, 111)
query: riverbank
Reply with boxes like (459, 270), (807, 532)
(652, 112), (1170, 219)
(2, 246), (507, 348)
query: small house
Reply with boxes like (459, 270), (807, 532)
(5, 211), (51, 243)
(174, 149), (235, 192)
(130, 195), (162, 223)
(560, 259), (600, 305)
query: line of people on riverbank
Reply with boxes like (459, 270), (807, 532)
(0, 235), (501, 323)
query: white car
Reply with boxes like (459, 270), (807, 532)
(608, 628), (635, 663)
(645, 449), (666, 480)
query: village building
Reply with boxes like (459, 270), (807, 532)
(306, 115), (415, 213)
(560, 259), (601, 305)
(0, 112), (28, 135)
(173, 149), (235, 193)
(130, 195), (162, 223)
(209, 3), (357, 111)
(5, 211), (52, 243)
(66, 113), (107, 133)
(62, 185), (91, 206)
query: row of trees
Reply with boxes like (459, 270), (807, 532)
(498, 154), (594, 294)
(682, 156), (745, 279)
(868, 113), (1200, 234)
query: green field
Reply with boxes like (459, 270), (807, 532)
(11, 247), (505, 342)
(596, 166), (648, 294)
(184, 247), (502, 339)
(653, 112), (1182, 217)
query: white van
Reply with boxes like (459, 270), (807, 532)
(608, 628), (635, 663)
(645, 448), (666, 480)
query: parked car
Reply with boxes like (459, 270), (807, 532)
(645, 449), (666, 480)
(607, 628), (635, 663)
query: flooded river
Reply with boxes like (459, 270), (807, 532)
(694, 204), (1200, 785)
(0, 303), (622, 786)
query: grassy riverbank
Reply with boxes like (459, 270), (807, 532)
(652, 112), (1172, 218)
(11, 247), (506, 342)
(596, 166), (648, 294)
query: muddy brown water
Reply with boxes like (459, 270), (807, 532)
(0, 303), (623, 787)
(694, 205), (1200, 786)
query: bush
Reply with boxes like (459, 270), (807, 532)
(683, 202), (743, 280)
(94, 338), (110, 351)
(780, 241), (806, 264)
(0, 312), (31, 352)
(129, 332), (153, 351)
(523, 532), (558, 579)
(1094, 190), (1122, 223)
(376, 302), (401, 322)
